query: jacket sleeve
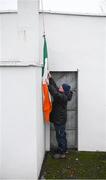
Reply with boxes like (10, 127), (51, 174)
(49, 77), (58, 91)
(54, 93), (68, 103)
(48, 77), (68, 103)
(48, 83), (58, 97)
(48, 84), (67, 103)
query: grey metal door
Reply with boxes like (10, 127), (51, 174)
(50, 72), (78, 149)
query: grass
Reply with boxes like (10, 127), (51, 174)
(40, 150), (106, 179)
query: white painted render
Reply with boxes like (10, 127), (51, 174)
(0, 0), (39, 65)
(0, 0), (45, 179)
(39, 13), (106, 151)
(40, 0), (106, 15)
(0, 66), (45, 179)
(0, 67), (37, 178)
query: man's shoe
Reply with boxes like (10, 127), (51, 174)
(53, 153), (66, 159)
(60, 154), (66, 158)
(65, 150), (69, 154)
(53, 154), (61, 159)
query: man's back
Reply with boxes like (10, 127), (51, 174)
(48, 77), (72, 125)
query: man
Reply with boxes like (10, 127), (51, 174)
(48, 73), (73, 159)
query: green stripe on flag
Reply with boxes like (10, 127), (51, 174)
(43, 37), (48, 60)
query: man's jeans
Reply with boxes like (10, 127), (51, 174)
(54, 123), (67, 154)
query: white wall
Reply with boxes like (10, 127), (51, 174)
(40, 13), (106, 151)
(0, 16), (1, 59)
(0, 0), (39, 65)
(0, 67), (37, 179)
(0, 0), (45, 179)
(0, 66), (45, 179)
(35, 68), (45, 177)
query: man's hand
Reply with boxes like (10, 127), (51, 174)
(48, 72), (52, 79)
(45, 79), (49, 85)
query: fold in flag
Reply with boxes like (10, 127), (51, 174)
(42, 35), (52, 123)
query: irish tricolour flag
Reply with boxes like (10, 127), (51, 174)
(42, 35), (52, 123)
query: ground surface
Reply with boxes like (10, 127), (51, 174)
(41, 150), (106, 179)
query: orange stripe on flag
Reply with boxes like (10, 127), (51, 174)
(42, 83), (52, 123)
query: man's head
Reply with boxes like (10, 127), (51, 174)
(59, 83), (71, 94)
(62, 83), (71, 94)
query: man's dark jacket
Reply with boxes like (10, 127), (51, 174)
(48, 77), (73, 125)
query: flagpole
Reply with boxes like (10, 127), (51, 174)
(41, 0), (46, 36)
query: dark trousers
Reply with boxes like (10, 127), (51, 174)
(54, 123), (67, 154)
